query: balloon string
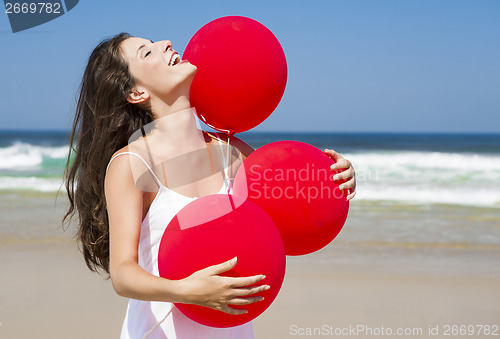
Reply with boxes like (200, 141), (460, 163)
(198, 112), (236, 137)
(226, 132), (233, 194)
(197, 112), (235, 194)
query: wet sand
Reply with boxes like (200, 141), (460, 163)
(0, 193), (499, 338)
(1, 241), (499, 338)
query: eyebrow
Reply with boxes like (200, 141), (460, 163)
(137, 40), (155, 57)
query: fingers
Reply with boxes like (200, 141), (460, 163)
(207, 257), (238, 275)
(332, 167), (354, 181)
(225, 274), (267, 289)
(323, 149), (357, 202)
(324, 149), (342, 161)
(227, 295), (265, 306)
(213, 280), (268, 315)
(187, 259), (272, 315)
(231, 283), (271, 297)
(219, 305), (248, 315)
(327, 150), (356, 202)
(325, 149), (352, 171)
(217, 295), (266, 315)
(339, 176), (355, 189)
(330, 158), (351, 171)
(346, 190), (356, 201)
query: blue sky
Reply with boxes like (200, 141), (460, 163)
(0, 0), (499, 132)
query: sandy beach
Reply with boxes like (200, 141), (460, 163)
(1, 192), (499, 338)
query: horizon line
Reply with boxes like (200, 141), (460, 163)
(0, 129), (499, 135)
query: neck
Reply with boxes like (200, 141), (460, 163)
(148, 95), (205, 152)
(150, 93), (192, 120)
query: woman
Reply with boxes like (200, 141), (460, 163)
(63, 32), (356, 338)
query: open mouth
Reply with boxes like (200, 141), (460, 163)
(168, 53), (181, 66)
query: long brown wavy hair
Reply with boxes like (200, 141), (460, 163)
(62, 32), (155, 275)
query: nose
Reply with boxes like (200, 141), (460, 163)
(158, 40), (172, 53)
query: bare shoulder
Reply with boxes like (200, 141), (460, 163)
(106, 145), (159, 194)
(205, 131), (255, 159)
(105, 145), (147, 190)
(106, 145), (133, 175)
(110, 145), (130, 159)
(106, 146), (133, 185)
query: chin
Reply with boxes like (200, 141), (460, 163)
(164, 66), (197, 95)
(185, 67), (197, 83)
(187, 62), (197, 73)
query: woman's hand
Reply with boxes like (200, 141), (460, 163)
(324, 149), (356, 201)
(177, 257), (269, 315)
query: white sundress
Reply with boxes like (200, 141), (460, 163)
(106, 135), (254, 339)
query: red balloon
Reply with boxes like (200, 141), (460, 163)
(158, 194), (286, 328)
(184, 16), (287, 133)
(233, 141), (349, 255)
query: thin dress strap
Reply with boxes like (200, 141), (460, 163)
(107, 130), (217, 190)
(214, 132), (231, 191)
(106, 152), (163, 188)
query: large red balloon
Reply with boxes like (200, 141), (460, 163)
(158, 194), (286, 328)
(184, 16), (287, 133)
(233, 141), (349, 255)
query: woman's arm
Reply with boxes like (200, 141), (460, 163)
(104, 153), (268, 315)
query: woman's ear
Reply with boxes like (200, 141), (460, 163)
(127, 88), (150, 105)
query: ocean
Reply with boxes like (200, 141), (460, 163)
(1, 130), (500, 264)
(1, 130), (499, 208)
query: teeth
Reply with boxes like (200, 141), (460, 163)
(169, 53), (181, 66)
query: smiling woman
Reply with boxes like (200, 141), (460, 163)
(62, 31), (356, 339)
(62, 32), (265, 338)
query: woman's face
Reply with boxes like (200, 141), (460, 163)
(120, 37), (197, 101)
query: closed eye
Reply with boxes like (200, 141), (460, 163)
(145, 51), (151, 57)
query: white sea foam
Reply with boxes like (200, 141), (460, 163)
(342, 151), (500, 207)
(1, 145), (499, 206)
(0, 176), (64, 192)
(0, 142), (69, 169)
(0, 143), (43, 169)
(356, 184), (500, 207)
(344, 151), (500, 171)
